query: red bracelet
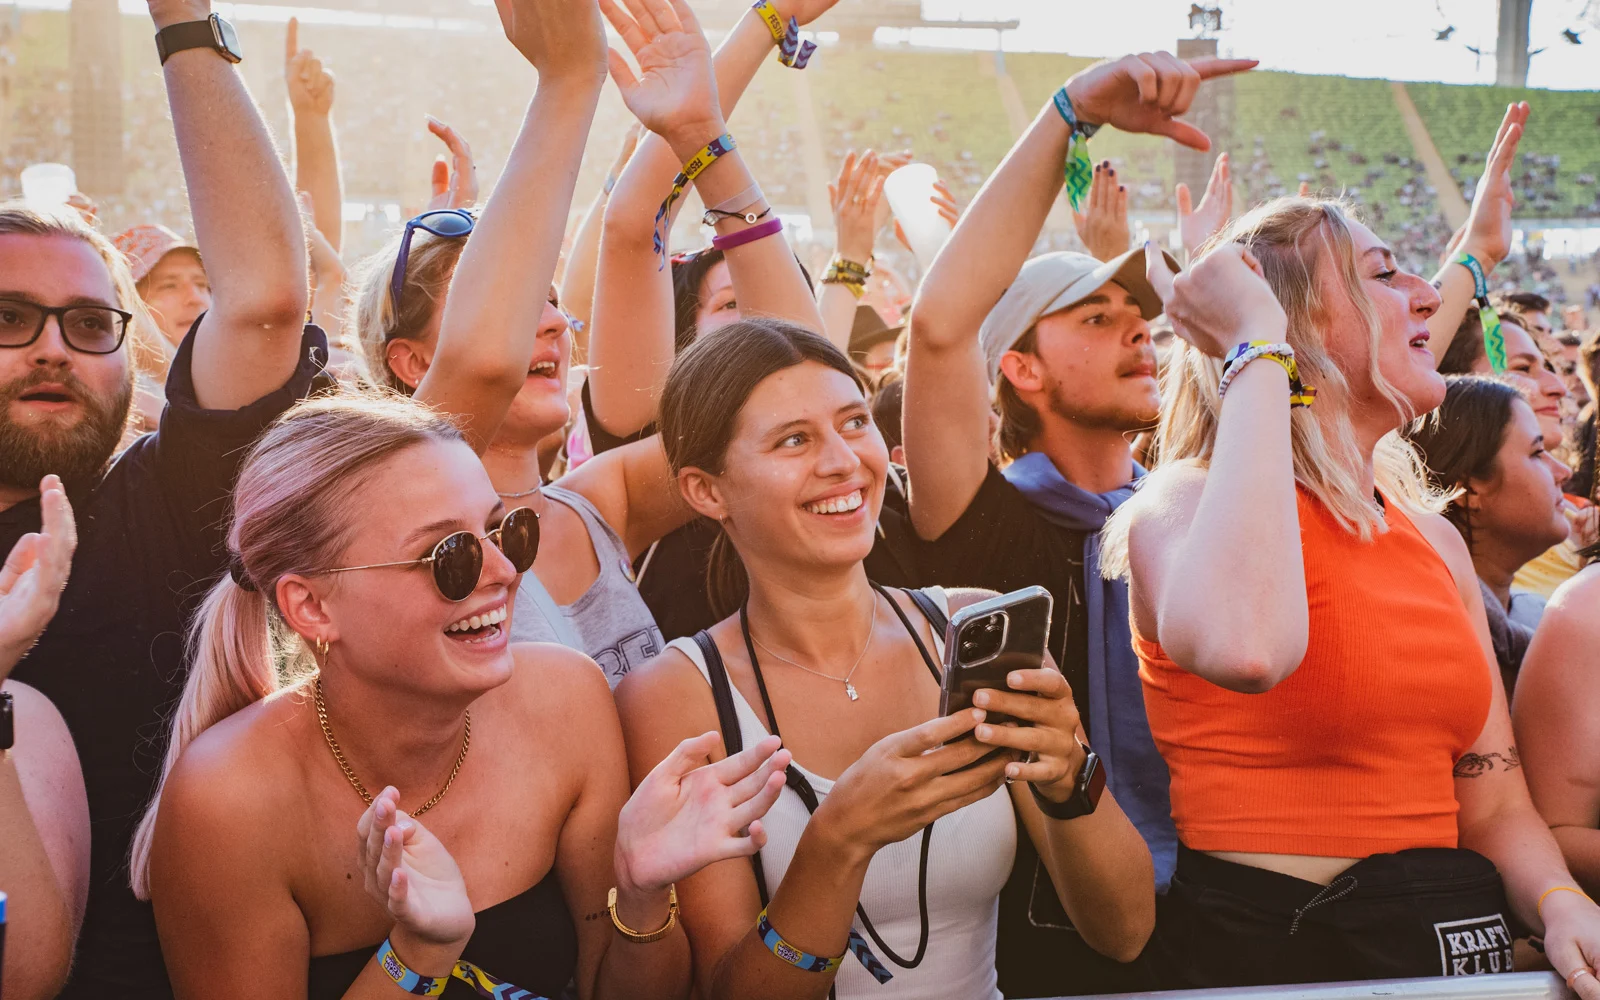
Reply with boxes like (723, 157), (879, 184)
(712, 217), (783, 252)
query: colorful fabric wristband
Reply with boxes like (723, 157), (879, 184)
(1050, 86), (1100, 211)
(1219, 341), (1317, 407)
(653, 133), (737, 266)
(823, 255), (871, 297)
(1454, 251), (1507, 373)
(375, 938), (551, 1000)
(712, 216), (783, 252)
(752, 0), (815, 68)
(757, 908), (844, 973)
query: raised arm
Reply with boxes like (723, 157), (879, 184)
(816, 150), (887, 351)
(1124, 244), (1307, 693)
(413, 0), (607, 451)
(1425, 102), (1528, 364)
(562, 123), (643, 354)
(586, 0), (832, 440)
(150, 0), (309, 411)
(1071, 161), (1131, 262)
(904, 52), (1256, 540)
(285, 18), (342, 254)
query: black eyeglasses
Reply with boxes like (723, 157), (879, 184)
(308, 507), (539, 603)
(389, 209), (475, 317)
(0, 298), (132, 355)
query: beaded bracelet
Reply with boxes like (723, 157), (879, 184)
(752, 0), (814, 68)
(653, 133), (737, 265)
(1218, 341), (1317, 408)
(1050, 85), (1100, 211)
(1454, 251), (1508, 373)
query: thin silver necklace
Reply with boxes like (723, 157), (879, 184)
(750, 593), (878, 701)
(496, 484), (543, 499)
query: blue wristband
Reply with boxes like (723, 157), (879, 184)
(375, 938), (448, 996)
(1454, 251), (1490, 301)
(758, 908), (844, 974)
(1051, 86), (1100, 211)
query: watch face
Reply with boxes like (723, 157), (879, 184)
(212, 15), (243, 62)
(1083, 751), (1107, 807)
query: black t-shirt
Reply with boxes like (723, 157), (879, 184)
(9, 322), (328, 999)
(581, 380), (925, 639)
(914, 464), (1155, 996)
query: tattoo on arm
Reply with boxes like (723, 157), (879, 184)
(1453, 746), (1522, 778)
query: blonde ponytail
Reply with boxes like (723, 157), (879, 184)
(127, 388), (465, 900)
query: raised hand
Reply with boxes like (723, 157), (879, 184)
(298, 192), (344, 282)
(1072, 161), (1131, 262)
(1459, 102), (1529, 269)
(830, 150), (886, 263)
(969, 667), (1087, 801)
(817, 708), (1015, 853)
(355, 787), (475, 951)
(615, 732), (791, 894)
(1145, 239), (1285, 358)
(600, 0), (723, 148)
(423, 116), (478, 211)
(492, 0), (607, 83)
(1177, 151), (1232, 255)
(0, 476), (76, 679)
(1064, 52), (1257, 152)
(284, 18), (335, 116)
(1297, 179), (1312, 198)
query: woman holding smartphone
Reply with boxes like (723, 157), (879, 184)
(615, 318), (1154, 1000)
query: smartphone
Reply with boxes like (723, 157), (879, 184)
(939, 586), (1053, 735)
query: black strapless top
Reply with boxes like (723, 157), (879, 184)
(306, 872), (577, 999)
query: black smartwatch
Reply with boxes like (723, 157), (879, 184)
(1, 690), (14, 752)
(1030, 740), (1106, 821)
(155, 13), (242, 66)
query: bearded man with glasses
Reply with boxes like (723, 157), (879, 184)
(0, 4), (330, 996)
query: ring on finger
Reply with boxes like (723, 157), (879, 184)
(1570, 969), (1594, 990)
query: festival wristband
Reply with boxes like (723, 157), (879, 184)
(653, 133), (738, 264)
(1538, 885), (1592, 922)
(1050, 86), (1101, 211)
(1219, 341), (1317, 407)
(712, 216), (784, 252)
(752, 0), (815, 69)
(757, 908), (844, 973)
(376, 938), (448, 996)
(1454, 252), (1508, 373)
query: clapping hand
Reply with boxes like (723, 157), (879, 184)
(600, 0), (723, 151)
(614, 732), (791, 894)
(1459, 102), (1529, 270)
(0, 475), (76, 680)
(356, 788), (475, 955)
(284, 19), (335, 117)
(1145, 239), (1285, 358)
(1177, 151), (1232, 256)
(830, 150), (887, 263)
(1072, 161), (1131, 262)
(1064, 52), (1257, 152)
(423, 117), (478, 211)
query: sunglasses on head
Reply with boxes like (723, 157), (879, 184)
(389, 209), (476, 316)
(309, 507), (539, 603)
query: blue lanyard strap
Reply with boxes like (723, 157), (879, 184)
(1454, 252), (1507, 372)
(1051, 86), (1100, 211)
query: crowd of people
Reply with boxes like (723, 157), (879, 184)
(3, 0), (1600, 998)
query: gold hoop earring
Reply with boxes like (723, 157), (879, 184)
(314, 637), (330, 661)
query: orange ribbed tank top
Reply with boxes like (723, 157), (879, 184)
(1135, 488), (1492, 858)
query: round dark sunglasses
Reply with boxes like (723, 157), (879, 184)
(389, 209), (475, 316)
(310, 507), (539, 603)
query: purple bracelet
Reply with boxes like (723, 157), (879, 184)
(712, 217), (783, 252)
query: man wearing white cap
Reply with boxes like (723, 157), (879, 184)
(112, 223), (209, 348)
(903, 51), (1253, 995)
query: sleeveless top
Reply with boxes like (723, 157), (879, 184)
(668, 588), (1014, 1000)
(305, 870), (576, 999)
(509, 485), (665, 689)
(1135, 488), (1492, 858)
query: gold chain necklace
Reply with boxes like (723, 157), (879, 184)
(313, 676), (470, 816)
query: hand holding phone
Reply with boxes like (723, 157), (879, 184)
(939, 587), (1053, 733)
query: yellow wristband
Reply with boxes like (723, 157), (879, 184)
(1538, 885), (1591, 922)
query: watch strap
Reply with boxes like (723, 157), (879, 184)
(156, 16), (238, 65)
(1029, 744), (1104, 820)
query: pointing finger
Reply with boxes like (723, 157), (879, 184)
(286, 17), (298, 64)
(1189, 57), (1260, 80)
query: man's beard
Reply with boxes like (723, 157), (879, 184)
(0, 368), (133, 493)
(1045, 374), (1161, 433)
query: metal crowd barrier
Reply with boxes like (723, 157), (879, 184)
(1076, 972), (1575, 1000)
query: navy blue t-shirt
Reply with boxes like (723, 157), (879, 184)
(7, 320), (328, 999)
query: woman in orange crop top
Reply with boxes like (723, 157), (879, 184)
(1103, 176), (1600, 991)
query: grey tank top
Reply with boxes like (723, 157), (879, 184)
(508, 485), (665, 689)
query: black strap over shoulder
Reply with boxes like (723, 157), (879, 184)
(904, 588), (950, 640)
(691, 629), (772, 907)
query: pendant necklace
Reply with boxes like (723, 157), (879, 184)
(749, 593), (878, 701)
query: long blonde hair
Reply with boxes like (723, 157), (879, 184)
(128, 389), (464, 900)
(0, 203), (171, 388)
(350, 228), (467, 395)
(1103, 198), (1441, 577)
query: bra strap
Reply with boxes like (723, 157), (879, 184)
(875, 583), (943, 684)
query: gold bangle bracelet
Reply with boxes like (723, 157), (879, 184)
(607, 884), (679, 944)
